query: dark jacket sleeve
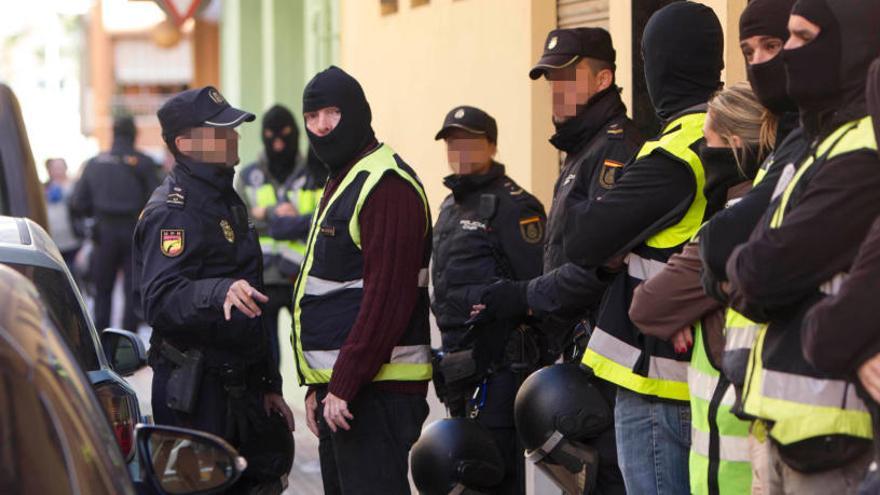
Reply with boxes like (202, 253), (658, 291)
(699, 159), (786, 283)
(267, 212), (313, 242)
(527, 262), (609, 317)
(727, 151), (880, 320)
(496, 195), (546, 280)
(328, 174), (427, 401)
(135, 207), (235, 330)
(564, 153), (695, 267)
(803, 216), (880, 375)
(631, 241), (722, 339)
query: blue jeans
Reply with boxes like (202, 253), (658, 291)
(615, 387), (691, 495)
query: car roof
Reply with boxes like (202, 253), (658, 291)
(0, 215), (67, 270)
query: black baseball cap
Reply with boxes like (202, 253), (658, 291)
(157, 86), (255, 139)
(434, 106), (498, 143)
(529, 28), (616, 80)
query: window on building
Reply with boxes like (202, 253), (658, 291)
(381, 0), (398, 15)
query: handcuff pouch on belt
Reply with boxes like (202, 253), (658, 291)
(160, 341), (204, 415)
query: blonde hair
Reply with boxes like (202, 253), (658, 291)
(707, 81), (777, 172)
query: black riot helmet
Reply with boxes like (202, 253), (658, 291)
(410, 419), (505, 495)
(515, 363), (612, 494)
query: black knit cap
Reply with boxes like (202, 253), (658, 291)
(739, 0), (795, 41)
(529, 28), (616, 80)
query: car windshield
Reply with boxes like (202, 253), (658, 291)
(3, 263), (100, 371)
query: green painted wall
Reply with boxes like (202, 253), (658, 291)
(221, 0), (339, 163)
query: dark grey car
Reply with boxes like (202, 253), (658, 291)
(0, 262), (245, 495)
(0, 215), (145, 461)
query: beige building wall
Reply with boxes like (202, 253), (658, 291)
(339, 0), (750, 218)
(340, 0), (558, 214)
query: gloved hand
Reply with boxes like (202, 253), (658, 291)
(469, 279), (529, 325)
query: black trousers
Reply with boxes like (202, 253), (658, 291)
(261, 284), (293, 367)
(316, 386), (428, 495)
(91, 221), (138, 331)
(470, 370), (526, 495)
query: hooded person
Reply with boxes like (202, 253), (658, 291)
(695, 0), (812, 429)
(698, 0), (807, 306)
(557, 3), (722, 493)
(235, 103), (308, 368)
(724, 1), (880, 492)
(290, 66), (434, 494)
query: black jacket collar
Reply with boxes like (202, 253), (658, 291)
(443, 162), (505, 201)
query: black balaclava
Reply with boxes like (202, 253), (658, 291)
(305, 147), (329, 188)
(261, 105), (299, 182)
(739, 0), (797, 115)
(302, 66), (376, 174)
(868, 58), (880, 152)
(113, 115), (136, 149)
(699, 143), (759, 210)
(785, 0), (880, 134)
(641, 2), (724, 120)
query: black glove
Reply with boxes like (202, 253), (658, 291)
(470, 279), (529, 325)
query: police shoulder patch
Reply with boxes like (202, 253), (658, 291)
(160, 229), (185, 257)
(599, 159), (624, 189)
(519, 216), (543, 244)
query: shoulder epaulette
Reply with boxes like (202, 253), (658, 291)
(166, 184), (186, 208)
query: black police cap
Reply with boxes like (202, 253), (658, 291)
(157, 86), (255, 139)
(434, 105), (498, 143)
(529, 27), (616, 80)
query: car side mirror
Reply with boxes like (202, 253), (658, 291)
(101, 329), (147, 376)
(136, 424), (246, 495)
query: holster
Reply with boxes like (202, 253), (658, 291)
(160, 341), (204, 415)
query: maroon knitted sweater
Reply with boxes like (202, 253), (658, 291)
(317, 154), (429, 402)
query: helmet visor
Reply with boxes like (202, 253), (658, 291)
(528, 440), (599, 495)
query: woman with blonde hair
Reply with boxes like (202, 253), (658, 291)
(629, 81), (776, 495)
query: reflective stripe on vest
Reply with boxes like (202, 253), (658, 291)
(625, 253), (667, 280)
(582, 327), (690, 400)
(582, 111), (708, 402)
(292, 144), (432, 385)
(741, 116), (876, 445)
(251, 180), (319, 262)
(689, 325), (752, 495)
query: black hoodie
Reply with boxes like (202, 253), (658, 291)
(727, 0), (880, 324)
(564, 1), (723, 267)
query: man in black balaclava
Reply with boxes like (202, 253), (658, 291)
(236, 104), (306, 367)
(725, 1), (880, 492)
(70, 114), (160, 332)
(560, 3), (722, 493)
(292, 66), (433, 495)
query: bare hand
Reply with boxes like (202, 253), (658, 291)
(305, 390), (319, 437)
(263, 393), (295, 431)
(223, 279), (269, 320)
(858, 353), (880, 403)
(671, 326), (693, 354)
(274, 202), (298, 218)
(470, 304), (486, 319)
(605, 255), (626, 272)
(251, 206), (267, 221)
(322, 392), (354, 433)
